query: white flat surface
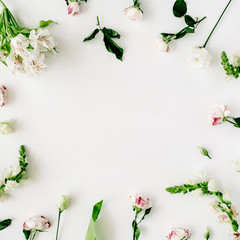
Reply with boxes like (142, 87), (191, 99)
(1, 0), (240, 239)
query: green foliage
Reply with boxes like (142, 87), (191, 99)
(38, 20), (56, 28)
(198, 146), (212, 159)
(23, 229), (31, 240)
(85, 200), (103, 240)
(204, 228), (210, 240)
(83, 29), (100, 42)
(0, 219), (12, 231)
(221, 51), (240, 79)
(173, 0), (187, 18)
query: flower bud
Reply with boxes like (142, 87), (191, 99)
(57, 194), (70, 212)
(68, 2), (80, 16)
(124, 6), (143, 22)
(130, 194), (152, 210)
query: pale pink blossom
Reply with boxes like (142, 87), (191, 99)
(166, 228), (191, 240)
(130, 194), (152, 210)
(23, 216), (51, 231)
(68, 2), (80, 16)
(124, 6), (143, 21)
(0, 85), (7, 107)
(209, 104), (231, 126)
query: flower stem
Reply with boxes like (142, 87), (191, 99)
(133, 212), (138, 240)
(55, 211), (62, 240)
(29, 229), (37, 240)
(202, 0), (233, 48)
(0, 0), (7, 9)
(226, 119), (236, 125)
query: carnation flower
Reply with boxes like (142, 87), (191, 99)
(166, 228), (191, 240)
(209, 104), (231, 126)
(23, 216), (51, 231)
(153, 37), (170, 53)
(187, 47), (212, 68)
(67, 1), (80, 16)
(130, 194), (152, 210)
(124, 6), (143, 21)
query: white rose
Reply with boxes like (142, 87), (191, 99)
(23, 216), (51, 231)
(208, 179), (218, 192)
(0, 85), (7, 107)
(68, 2), (80, 16)
(166, 228), (191, 240)
(209, 104), (231, 126)
(0, 120), (14, 135)
(4, 180), (18, 191)
(57, 194), (70, 212)
(187, 46), (212, 68)
(124, 6), (143, 22)
(153, 37), (170, 53)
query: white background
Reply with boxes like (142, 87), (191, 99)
(1, 0), (240, 239)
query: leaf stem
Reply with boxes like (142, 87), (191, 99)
(55, 211), (62, 240)
(226, 119), (236, 125)
(202, 0), (232, 48)
(133, 212), (138, 240)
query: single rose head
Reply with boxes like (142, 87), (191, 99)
(166, 228), (191, 240)
(153, 37), (170, 53)
(130, 194), (152, 210)
(124, 6), (143, 22)
(0, 85), (7, 107)
(209, 104), (231, 126)
(57, 194), (70, 212)
(187, 47), (212, 68)
(23, 216), (51, 231)
(68, 2), (80, 16)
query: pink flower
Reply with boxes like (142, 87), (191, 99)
(0, 85), (7, 107)
(23, 216), (51, 231)
(68, 2), (80, 16)
(166, 228), (191, 240)
(130, 194), (152, 210)
(209, 104), (231, 126)
(230, 232), (240, 240)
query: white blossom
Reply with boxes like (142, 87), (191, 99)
(187, 47), (212, 68)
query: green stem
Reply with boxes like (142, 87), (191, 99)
(29, 229), (37, 240)
(202, 0), (233, 48)
(226, 119), (236, 125)
(133, 212), (138, 240)
(56, 211), (62, 240)
(0, 0), (7, 9)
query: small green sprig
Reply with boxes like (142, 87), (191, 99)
(166, 180), (240, 235)
(0, 145), (28, 193)
(83, 16), (124, 61)
(204, 228), (210, 240)
(221, 51), (240, 80)
(161, 0), (206, 45)
(133, 0), (141, 9)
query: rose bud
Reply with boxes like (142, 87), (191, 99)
(57, 194), (70, 213)
(166, 228), (191, 240)
(68, 2), (80, 16)
(130, 194), (152, 210)
(153, 37), (170, 53)
(124, 6), (143, 22)
(23, 216), (51, 231)
(209, 104), (231, 126)
(0, 85), (7, 107)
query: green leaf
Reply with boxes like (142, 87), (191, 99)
(102, 27), (120, 39)
(185, 27), (195, 33)
(161, 33), (174, 38)
(92, 200), (103, 222)
(38, 20), (57, 28)
(234, 117), (240, 126)
(184, 15), (196, 27)
(135, 226), (140, 240)
(144, 207), (152, 216)
(85, 219), (96, 240)
(0, 219), (12, 231)
(173, 0), (187, 18)
(23, 229), (31, 240)
(83, 29), (100, 42)
(103, 34), (124, 61)
(174, 29), (187, 39)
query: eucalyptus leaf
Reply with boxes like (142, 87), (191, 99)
(0, 219), (12, 231)
(102, 27), (120, 39)
(103, 34), (123, 61)
(173, 0), (187, 18)
(38, 20), (56, 28)
(83, 29), (100, 42)
(184, 15), (196, 27)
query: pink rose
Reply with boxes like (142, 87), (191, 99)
(166, 228), (191, 240)
(0, 85), (7, 107)
(209, 104), (231, 126)
(23, 216), (51, 231)
(68, 2), (80, 16)
(130, 194), (152, 210)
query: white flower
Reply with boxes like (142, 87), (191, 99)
(0, 85), (7, 107)
(4, 180), (18, 191)
(29, 29), (55, 52)
(209, 201), (221, 214)
(124, 6), (143, 22)
(208, 179), (218, 192)
(5, 165), (21, 178)
(166, 228), (191, 240)
(26, 53), (48, 75)
(229, 55), (240, 67)
(68, 2), (80, 16)
(187, 47), (212, 68)
(153, 37), (170, 53)
(23, 216), (51, 231)
(10, 34), (30, 58)
(0, 193), (9, 203)
(209, 104), (231, 126)
(230, 205), (238, 219)
(57, 194), (70, 212)
(0, 120), (14, 134)
(130, 194), (152, 210)
(195, 172), (208, 183)
(222, 187), (231, 201)
(7, 53), (28, 74)
(218, 213), (230, 223)
(232, 158), (240, 172)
